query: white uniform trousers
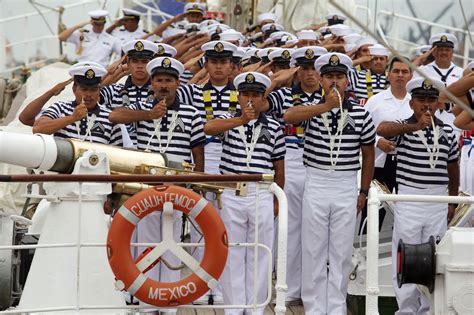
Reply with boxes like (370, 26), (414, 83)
(190, 142), (223, 299)
(465, 144), (474, 194)
(301, 167), (358, 315)
(281, 147), (305, 300)
(391, 184), (448, 315)
(220, 183), (274, 315)
(459, 144), (470, 193)
(136, 210), (183, 313)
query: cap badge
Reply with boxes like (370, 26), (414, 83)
(214, 42), (224, 52)
(245, 73), (255, 83)
(193, 4), (199, 9)
(215, 26), (222, 34)
(329, 54), (340, 66)
(332, 15), (338, 21)
(270, 24), (276, 31)
(440, 35), (448, 42)
(157, 45), (165, 55)
(162, 58), (171, 68)
(85, 69), (95, 79)
(304, 49), (314, 59)
(282, 50), (291, 60)
(422, 79), (433, 90)
(134, 41), (144, 52)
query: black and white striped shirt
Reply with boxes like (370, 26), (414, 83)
(127, 98), (205, 162)
(394, 115), (459, 188)
(216, 112), (286, 174)
(268, 84), (323, 150)
(178, 81), (240, 144)
(302, 99), (376, 171)
(179, 70), (194, 86)
(39, 101), (123, 145)
(101, 76), (153, 109)
(349, 69), (388, 106)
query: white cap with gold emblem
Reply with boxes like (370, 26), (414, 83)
(69, 62), (107, 86)
(406, 77), (444, 97)
(234, 72), (271, 93)
(184, 2), (206, 15)
(146, 57), (184, 78)
(268, 48), (294, 65)
(201, 40), (238, 59)
(155, 43), (177, 57)
(429, 33), (457, 48)
(292, 46), (328, 65)
(88, 10), (108, 23)
(314, 52), (353, 75)
(122, 39), (158, 59)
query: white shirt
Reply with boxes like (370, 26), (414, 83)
(365, 88), (413, 167)
(67, 28), (121, 67)
(416, 61), (463, 86)
(111, 28), (147, 45)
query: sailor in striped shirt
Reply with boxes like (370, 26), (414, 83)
(101, 39), (158, 146)
(204, 72), (285, 314)
(377, 77), (459, 315)
(349, 44), (389, 105)
(267, 46), (326, 304)
(33, 63), (122, 145)
(109, 57), (205, 301)
(284, 52), (375, 314)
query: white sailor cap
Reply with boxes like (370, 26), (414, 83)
(233, 48), (246, 63)
(326, 13), (346, 25)
(122, 40), (157, 59)
(343, 33), (362, 45)
(297, 29), (318, 41)
(234, 72), (271, 93)
(257, 48), (273, 63)
(329, 24), (352, 37)
(292, 46), (328, 65)
(88, 10), (108, 23)
(146, 57), (184, 78)
(281, 34), (298, 46)
(201, 40), (238, 59)
(257, 12), (277, 25)
(262, 23), (284, 35)
(355, 36), (377, 50)
(161, 27), (186, 39)
(244, 48), (261, 63)
(184, 2), (206, 15)
(414, 45), (431, 57)
(319, 26), (331, 36)
(220, 29), (245, 43)
(122, 8), (141, 19)
(69, 62), (107, 86)
(186, 23), (200, 34)
(155, 43), (177, 57)
(429, 33), (457, 48)
(314, 52), (353, 75)
(406, 77), (444, 97)
(368, 44), (390, 57)
(466, 60), (474, 71)
(199, 19), (218, 28)
(268, 48), (294, 65)
(207, 23), (231, 39)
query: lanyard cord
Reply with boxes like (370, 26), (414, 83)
(321, 87), (346, 168)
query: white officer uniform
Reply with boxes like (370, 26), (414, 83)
(111, 9), (148, 44)
(66, 10), (121, 67)
(131, 57), (205, 312)
(267, 46), (326, 303)
(39, 62), (124, 145)
(300, 53), (376, 314)
(216, 72), (286, 315)
(415, 33), (464, 140)
(389, 77), (459, 315)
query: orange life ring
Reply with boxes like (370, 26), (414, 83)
(107, 185), (228, 306)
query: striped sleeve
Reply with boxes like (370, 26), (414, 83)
(447, 126), (459, 162)
(40, 102), (64, 120)
(272, 126), (286, 161)
(178, 84), (194, 105)
(109, 124), (124, 146)
(360, 109), (376, 145)
(214, 112), (235, 141)
(190, 108), (206, 148)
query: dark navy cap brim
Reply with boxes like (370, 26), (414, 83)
(238, 82), (267, 93)
(151, 68), (180, 79)
(432, 41), (454, 48)
(320, 64), (348, 75)
(74, 76), (101, 87)
(128, 50), (155, 59)
(411, 88), (440, 98)
(205, 51), (234, 59)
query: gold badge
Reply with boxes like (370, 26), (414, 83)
(245, 73), (255, 83)
(329, 54), (340, 66)
(332, 15), (338, 21)
(304, 49), (314, 59)
(191, 25), (198, 31)
(134, 41), (144, 52)
(162, 58), (171, 68)
(215, 26), (222, 34)
(281, 50), (291, 60)
(193, 4), (198, 9)
(214, 42), (224, 52)
(440, 35), (448, 42)
(85, 69), (95, 79)
(157, 45), (165, 55)
(270, 24), (276, 31)
(422, 79), (433, 90)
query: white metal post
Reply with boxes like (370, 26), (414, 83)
(366, 186), (380, 315)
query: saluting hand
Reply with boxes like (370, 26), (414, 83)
(51, 78), (73, 96)
(417, 112), (432, 130)
(72, 103), (88, 121)
(149, 98), (167, 120)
